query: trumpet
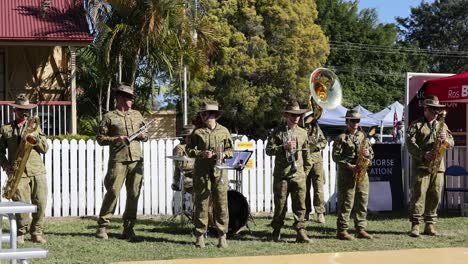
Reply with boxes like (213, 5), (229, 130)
(214, 142), (225, 166)
(124, 119), (155, 145)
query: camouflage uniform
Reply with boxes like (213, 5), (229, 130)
(186, 124), (233, 236)
(305, 121), (327, 216)
(96, 109), (148, 230)
(172, 143), (194, 193)
(0, 121), (48, 237)
(266, 126), (312, 231)
(406, 117), (454, 225)
(332, 129), (374, 233)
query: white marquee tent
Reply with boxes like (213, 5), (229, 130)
(368, 101), (405, 127)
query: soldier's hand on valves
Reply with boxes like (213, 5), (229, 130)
(114, 136), (128, 144)
(425, 151), (435, 161)
(283, 140), (296, 151)
(361, 148), (370, 157)
(439, 132), (447, 141)
(137, 132), (147, 140)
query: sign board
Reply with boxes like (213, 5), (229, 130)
(368, 143), (404, 211)
(235, 141), (254, 169)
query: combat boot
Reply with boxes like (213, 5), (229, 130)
(356, 229), (373, 239)
(296, 229), (311, 243)
(17, 235), (25, 244)
(31, 234), (47, 244)
(337, 230), (355, 241)
(316, 213), (325, 224)
(272, 228), (281, 242)
(410, 223), (420, 237)
(423, 223), (437, 236)
(217, 234), (228, 248)
(95, 226), (108, 240)
(195, 234), (205, 248)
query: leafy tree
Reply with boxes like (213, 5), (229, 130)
(192, 0), (329, 138)
(396, 0), (468, 73)
(316, 0), (428, 112)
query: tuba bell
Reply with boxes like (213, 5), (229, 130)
(307, 68), (342, 121)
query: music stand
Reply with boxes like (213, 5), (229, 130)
(217, 150), (253, 192)
(166, 156), (194, 224)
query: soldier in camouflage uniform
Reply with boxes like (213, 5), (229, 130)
(266, 101), (312, 243)
(332, 109), (374, 240)
(171, 125), (195, 194)
(406, 95), (454, 237)
(95, 83), (148, 241)
(0, 94), (48, 244)
(186, 101), (233, 248)
(303, 114), (327, 224)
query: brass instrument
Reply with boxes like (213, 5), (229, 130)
(215, 142), (225, 166)
(2, 117), (40, 200)
(354, 128), (375, 183)
(282, 129), (298, 173)
(308, 68), (342, 121)
(124, 119), (155, 145)
(430, 110), (449, 177)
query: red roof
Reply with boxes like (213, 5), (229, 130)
(0, 0), (93, 44)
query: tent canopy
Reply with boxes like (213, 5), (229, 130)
(306, 105), (377, 127)
(424, 71), (468, 103)
(368, 101), (404, 127)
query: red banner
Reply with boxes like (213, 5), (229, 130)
(424, 71), (468, 102)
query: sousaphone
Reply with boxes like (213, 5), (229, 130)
(306, 68), (342, 123)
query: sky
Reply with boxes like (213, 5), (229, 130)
(352, 0), (435, 24)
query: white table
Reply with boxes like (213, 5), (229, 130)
(0, 202), (48, 264)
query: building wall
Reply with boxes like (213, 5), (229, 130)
(145, 110), (177, 139)
(2, 45), (68, 101)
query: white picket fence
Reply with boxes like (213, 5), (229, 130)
(0, 138), (465, 217)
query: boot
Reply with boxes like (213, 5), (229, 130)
(217, 234), (228, 248)
(356, 229), (373, 239)
(272, 228), (281, 242)
(17, 235), (25, 244)
(337, 230), (355, 241)
(296, 229), (311, 243)
(410, 223), (420, 237)
(195, 234), (205, 248)
(121, 220), (142, 242)
(31, 234), (47, 244)
(95, 226), (108, 240)
(316, 213), (325, 224)
(423, 223), (437, 236)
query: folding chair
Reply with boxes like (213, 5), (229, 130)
(442, 165), (468, 214)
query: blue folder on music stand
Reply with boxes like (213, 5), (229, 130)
(216, 150), (253, 170)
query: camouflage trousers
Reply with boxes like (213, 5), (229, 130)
(336, 169), (369, 231)
(271, 176), (307, 230)
(14, 175), (48, 236)
(192, 169), (229, 236)
(306, 161), (325, 215)
(98, 160), (144, 227)
(409, 167), (443, 224)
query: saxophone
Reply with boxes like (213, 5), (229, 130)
(430, 110), (449, 177)
(2, 117), (40, 200)
(353, 128), (375, 183)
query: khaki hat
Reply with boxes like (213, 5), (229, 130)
(423, 95), (444, 108)
(342, 109), (362, 119)
(283, 101), (308, 115)
(9, 93), (37, 109)
(198, 101), (222, 118)
(179, 125), (195, 136)
(113, 83), (134, 97)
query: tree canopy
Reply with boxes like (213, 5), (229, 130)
(396, 0), (468, 73)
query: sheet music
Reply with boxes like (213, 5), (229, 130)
(216, 151), (252, 170)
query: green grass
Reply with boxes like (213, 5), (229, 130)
(9, 212), (468, 264)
